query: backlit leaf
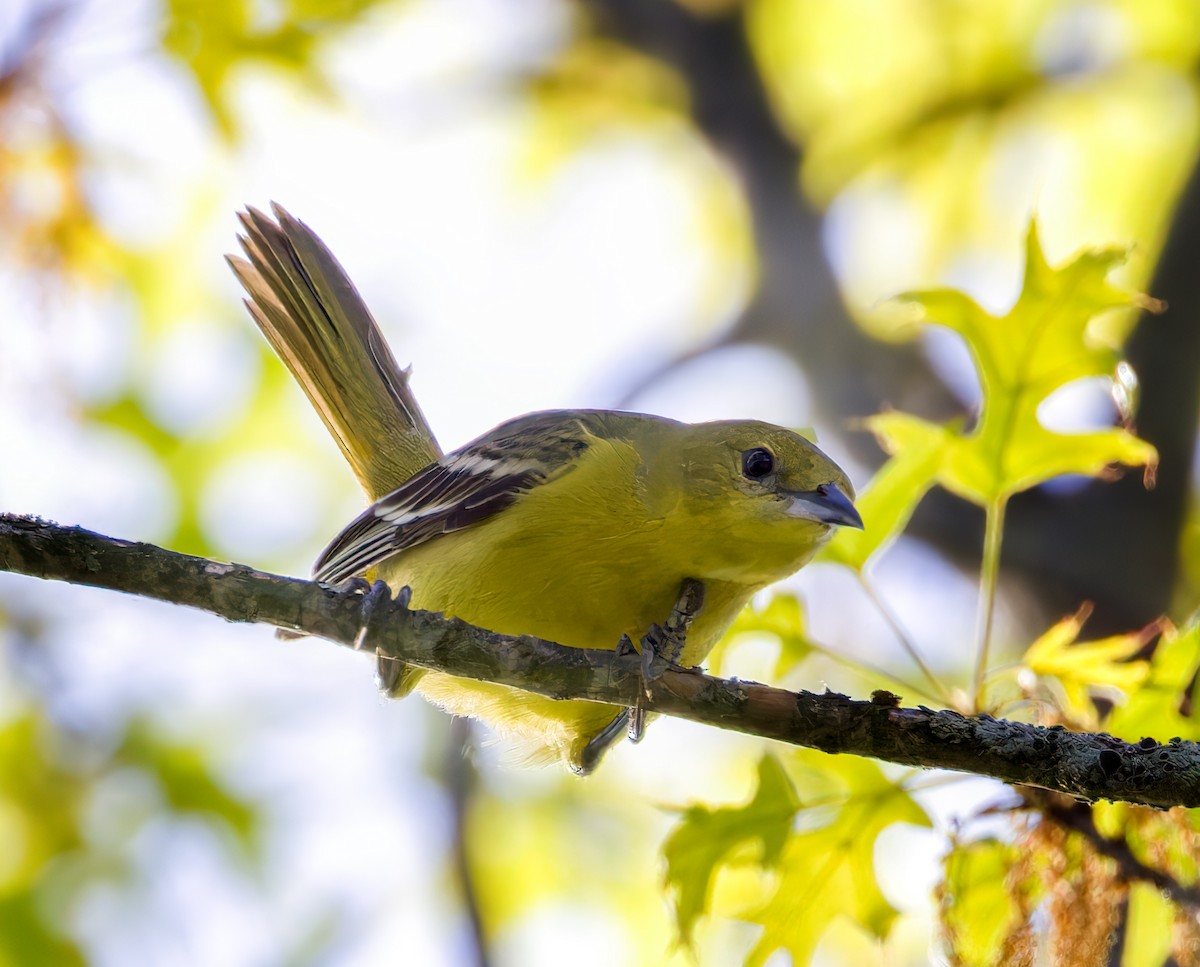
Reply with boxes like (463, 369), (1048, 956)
(857, 225), (1158, 526)
(708, 593), (815, 679)
(744, 752), (930, 967)
(821, 411), (946, 570)
(939, 838), (1024, 967)
(1020, 607), (1153, 725)
(662, 755), (800, 948)
(1107, 617), (1200, 742)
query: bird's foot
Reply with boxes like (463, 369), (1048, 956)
(328, 578), (411, 698)
(632, 578), (708, 743)
(581, 580), (708, 773)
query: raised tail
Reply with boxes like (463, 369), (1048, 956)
(228, 204), (441, 499)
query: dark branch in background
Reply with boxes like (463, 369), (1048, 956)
(585, 0), (1199, 633)
(588, 0), (955, 434)
(4, 513), (1200, 809)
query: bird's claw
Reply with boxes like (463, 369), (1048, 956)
(348, 578), (392, 650)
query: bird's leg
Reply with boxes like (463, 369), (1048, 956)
(580, 579), (707, 773)
(631, 578), (707, 742)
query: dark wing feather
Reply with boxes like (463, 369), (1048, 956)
(312, 411), (599, 584)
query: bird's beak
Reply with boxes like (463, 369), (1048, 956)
(785, 482), (864, 530)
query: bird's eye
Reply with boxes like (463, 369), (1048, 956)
(742, 447), (775, 479)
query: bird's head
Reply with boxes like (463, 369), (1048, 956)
(670, 420), (862, 584)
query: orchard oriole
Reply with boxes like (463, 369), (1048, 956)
(228, 205), (861, 772)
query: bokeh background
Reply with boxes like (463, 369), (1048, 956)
(1, 1), (1198, 964)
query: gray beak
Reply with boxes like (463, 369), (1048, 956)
(785, 482), (864, 530)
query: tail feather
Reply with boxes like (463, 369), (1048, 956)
(228, 203), (441, 498)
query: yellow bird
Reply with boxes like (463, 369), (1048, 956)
(228, 204), (862, 772)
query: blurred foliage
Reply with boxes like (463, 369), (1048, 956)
(938, 788), (1200, 967)
(162, 0), (395, 135)
(3, 1), (1200, 966)
(749, 0), (1200, 198)
(464, 765), (690, 966)
(662, 754), (799, 948)
(0, 699), (262, 966)
(522, 38), (689, 178)
(662, 751), (930, 964)
(705, 592), (814, 680)
(739, 753), (928, 966)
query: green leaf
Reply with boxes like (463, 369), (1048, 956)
(519, 39), (688, 180)
(162, 0), (387, 135)
(119, 724), (259, 853)
(1091, 801), (1200, 891)
(870, 223), (1158, 511)
(708, 593), (815, 679)
(1107, 617), (1200, 742)
(0, 893), (87, 967)
(662, 755), (800, 948)
(744, 752), (930, 967)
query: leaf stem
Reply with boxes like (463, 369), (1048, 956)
(972, 496), (1008, 711)
(857, 571), (951, 704)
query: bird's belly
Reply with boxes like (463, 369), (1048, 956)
(382, 528), (753, 659)
(375, 520), (759, 768)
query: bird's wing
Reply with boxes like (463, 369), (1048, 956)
(312, 411), (598, 584)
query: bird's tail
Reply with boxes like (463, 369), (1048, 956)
(228, 204), (441, 499)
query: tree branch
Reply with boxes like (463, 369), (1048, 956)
(3, 512), (1199, 809)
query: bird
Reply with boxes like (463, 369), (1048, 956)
(228, 203), (862, 773)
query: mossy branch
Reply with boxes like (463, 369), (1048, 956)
(2, 513), (1198, 808)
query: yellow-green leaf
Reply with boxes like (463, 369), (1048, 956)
(744, 752), (930, 967)
(519, 39), (688, 180)
(821, 411), (946, 570)
(662, 755), (800, 947)
(936, 835), (1041, 964)
(1021, 607), (1153, 722)
(1121, 882), (1175, 967)
(879, 223), (1158, 510)
(940, 838), (1025, 967)
(162, 0), (385, 134)
(708, 593), (815, 679)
